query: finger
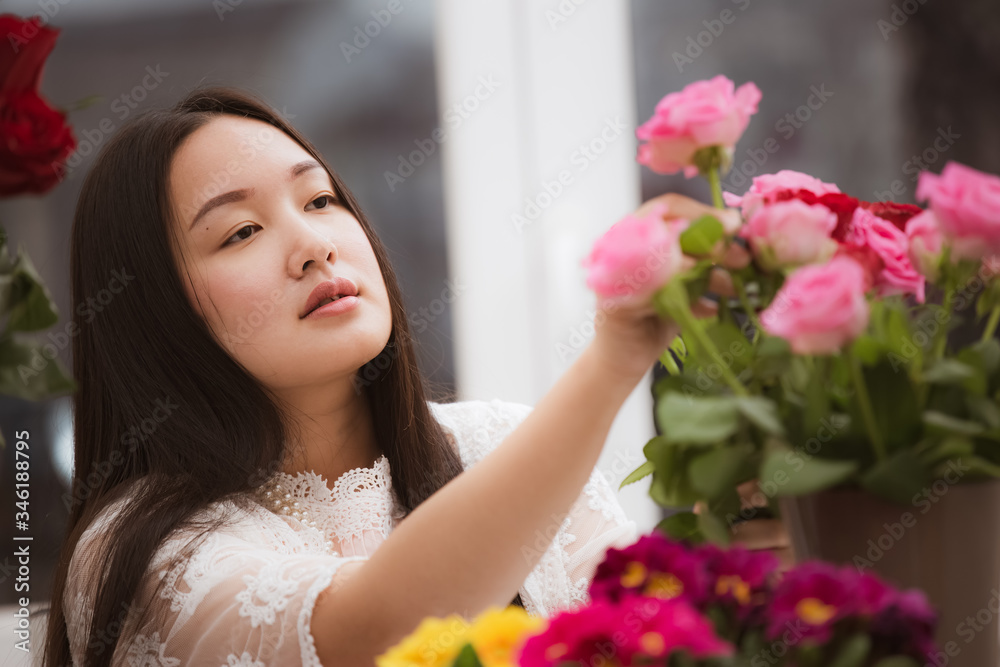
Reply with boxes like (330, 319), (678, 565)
(722, 240), (751, 270)
(707, 267), (736, 298)
(691, 297), (719, 319)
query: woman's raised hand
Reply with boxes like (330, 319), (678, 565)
(588, 193), (750, 383)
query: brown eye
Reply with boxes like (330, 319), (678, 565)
(222, 224), (259, 247)
(307, 194), (338, 211)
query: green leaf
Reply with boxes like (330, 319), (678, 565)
(689, 444), (753, 499)
(679, 215), (725, 256)
(656, 394), (740, 444)
(973, 338), (1000, 376)
(923, 411), (984, 436)
(966, 395), (1000, 429)
(659, 347), (680, 375)
(5, 250), (59, 333)
(759, 449), (857, 496)
(917, 436), (974, 468)
(752, 335), (792, 381)
(860, 450), (931, 505)
(620, 460), (655, 490)
(828, 633), (871, 667)
(656, 511), (703, 543)
(735, 395), (785, 436)
(0, 336), (77, 400)
(941, 455), (1000, 479)
(851, 335), (883, 365)
(697, 510), (730, 546)
(703, 321), (753, 375)
(450, 643), (483, 667)
(921, 359), (977, 384)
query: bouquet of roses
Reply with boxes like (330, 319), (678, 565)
(580, 75), (1000, 540)
(376, 531), (937, 666)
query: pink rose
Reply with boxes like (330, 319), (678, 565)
(582, 202), (688, 307)
(905, 210), (945, 282)
(916, 161), (1000, 261)
(760, 256), (870, 355)
(740, 199), (838, 270)
(723, 170), (841, 217)
(845, 208), (926, 303)
(636, 75), (761, 178)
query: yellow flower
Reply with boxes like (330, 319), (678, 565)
(715, 575), (751, 605)
(644, 572), (683, 599)
(376, 614), (472, 667)
(464, 606), (548, 667)
(795, 597), (837, 626)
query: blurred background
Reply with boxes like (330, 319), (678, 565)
(1, 0), (998, 614)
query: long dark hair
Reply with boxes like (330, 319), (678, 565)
(43, 85), (522, 667)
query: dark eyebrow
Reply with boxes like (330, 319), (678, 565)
(188, 159), (325, 231)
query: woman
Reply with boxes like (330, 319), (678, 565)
(42, 85), (738, 667)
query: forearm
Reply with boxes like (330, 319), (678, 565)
(320, 341), (642, 663)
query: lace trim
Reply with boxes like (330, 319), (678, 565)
(255, 454), (404, 546)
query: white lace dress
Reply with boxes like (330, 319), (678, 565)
(64, 398), (639, 666)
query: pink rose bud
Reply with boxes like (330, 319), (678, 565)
(582, 203), (688, 307)
(723, 170), (842, 218)
(741, 199), (838, 271)
(916, 161), (1000, 261)
(905, 209), (945, 282)
(760, 256), (870, 355)
(636, 75), (761, 178)
(845, 208), (926, 303)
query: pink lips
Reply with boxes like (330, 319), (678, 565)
(302, 295), (359, 319)
(302, 276), (360, 318)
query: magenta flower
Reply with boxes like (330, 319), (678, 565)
(869, 587), (939, 662)
(517, 596), (732, 667)
(695, 542), (779, 618)
(588, 534), (710, 607)
(766, 562), (858, 645)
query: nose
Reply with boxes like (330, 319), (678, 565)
(290, 223), (338, 275)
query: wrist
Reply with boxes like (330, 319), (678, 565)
(579, 340), (647, 397)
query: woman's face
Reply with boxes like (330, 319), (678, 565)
(168, 115), (393, 393)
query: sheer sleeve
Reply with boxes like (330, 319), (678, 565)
(431, 398), (640, 617)
(65, 499), (367, 667)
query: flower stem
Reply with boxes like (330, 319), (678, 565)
(731, 275), (761, 343)
(982, 304), (1000, 343)
(670, 300), (749, 396)
(931, 283), (954, 361)
(848, 354), (886, 462)
(706, 167), (725, 209)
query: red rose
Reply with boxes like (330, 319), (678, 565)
(774, 189), (861, 241)
(859, 200), (924, 232)
(0, 14), (77, 197)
